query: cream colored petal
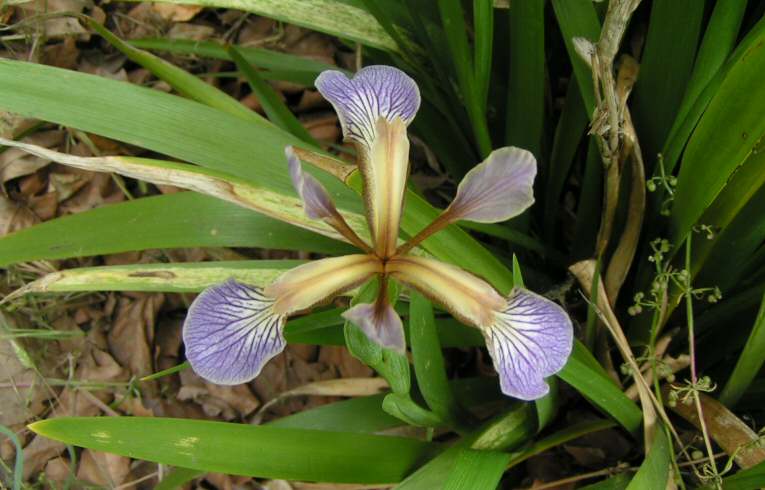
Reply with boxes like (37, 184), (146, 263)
(386, 255), (505, 327)
(265, 254), (382, 315)
(363, 118), (410, 257)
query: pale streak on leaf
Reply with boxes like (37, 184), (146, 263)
(0, 137), (370, 245)
(2, 262), (299, 302)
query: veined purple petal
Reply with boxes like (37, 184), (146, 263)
(315, 66), (420, 149)
(343, 301), (405, 353)
(183, 279), (286, 385)
(483, 288), (573, 400)
(286, 146), (337, 220)
(445, 147), (537, 223)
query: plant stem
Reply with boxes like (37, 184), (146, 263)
(684, 237), (720, 485)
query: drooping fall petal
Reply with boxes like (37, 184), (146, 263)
(444, 147), (537, 223)
(286, 145), (338, 220)
(315, 66), (420, 150)
(343, 301), (405, 352)
(265, 254), (383, 316)
(316, 66), (419, 257)
(483, 288), (573, 400)
(183, 280), (286, 385)
(386, 256), (573, 401)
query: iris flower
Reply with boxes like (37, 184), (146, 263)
(183, 66), (573, 401)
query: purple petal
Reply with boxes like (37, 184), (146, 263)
(315, 66), (420, 148)
(286, 146), (338, 220)
(343, 301), (405, 353)
(183, 279), (286, 385)
(445, 147), (537, 223)
(483, 288), (573, 400)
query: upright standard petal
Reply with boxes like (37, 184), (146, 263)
(365, 118), (410, 257)
(444, 147), (537, 223)
(265, 254), (383, 316)
(183, 280), (286, 385)
(315, 66), (420, 149)
(483, 288), (573, 400)
(386, 255), (505, 328)
(286, 146), (337, 220)
(316, 66), (419, 257)
(343, 301), (405, 352)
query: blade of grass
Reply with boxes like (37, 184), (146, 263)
(0, 192), (350, 266)
(505, 0), (545, 158)
(665, 0), (747, 154)
(719, 291), (765, 407)
(661, 14), (765, 175)
(712, 459), (765, 490)
(29, 417), (437, 483)
(558, 341), (642, 434)
(671, 23), (765, 246)
(129, 37), (340, 85)
(543, 80), (588, 241)
(0, 137), (365, 243)
(473, 0), (494, 112)
(0, 424), (23, 490)
(126, 0), (398, 52)
(630, 0), (704, 167)
(227, 45), (318, 144)
(572, 139), (603, 260)
(442, 449), (510, 490)
(691, 148), (765, 284)
(85, 17), (268, 127)
(409, 291), (459, 424)
(625, 424), (670, 489)
(438, 0), (492, 156)
(7, 261), (299, 295)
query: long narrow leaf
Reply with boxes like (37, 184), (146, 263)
(630, 0), (704, 164)
(86, 18), (268, 126)
(438, 0), (492, 156)
(0, 137), (366, 243)
(505, 0), (545, 157)
(671, 24), (765, 245)
(625, 425), (670, 489)
(0, 193), (350, 266)
(227, 45), (318, 144)
(719, 291), (765, 407)
(125, 0), (397, 52)
(409, 292), (458, 422)
(29, 417), (436, 483)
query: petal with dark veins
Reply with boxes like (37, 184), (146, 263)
(315, 66), (420, 150)
(445, 147), (536, 224)
(183, 280), (286, 385)
(483, 288), (573, 400)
